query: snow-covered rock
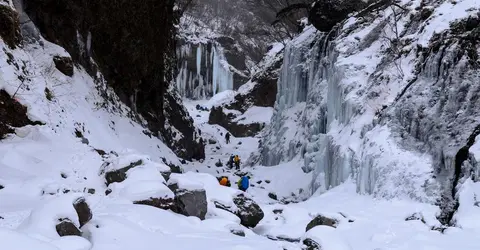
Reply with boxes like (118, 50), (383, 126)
(215, 193), (265, 228)
(168, 173), (208, 220)
(302, 225), (352, 250)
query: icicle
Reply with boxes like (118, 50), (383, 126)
(196, 44), (202, 76)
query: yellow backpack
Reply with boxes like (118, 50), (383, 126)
(234, 155), (240, 162)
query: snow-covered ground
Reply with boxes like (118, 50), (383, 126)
(2, 1), (480, 249)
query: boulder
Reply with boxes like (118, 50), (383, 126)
(208, 138), (217, 144)
(268, 192), (278, 200)
(306, 215), (339, 231)
(56, 219), (81, 237)
(303, 238), (321, 250)
(0, 4), (21, 49)
(53, 56), (74, 76)
(168, 184), (208, 220)
(215, 194), (264, 228)
(160, 170), (172, 182)
(133, 197), (175, 210)
(230, 228), (245, 237)
(104, 159), (143, 185)
(73, 197), (92, 227)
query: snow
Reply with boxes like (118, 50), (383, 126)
(168, 172), (205, 191)
(233, 106), (273, 125)
(417, 0), (479, 46)
(17, 193), (84, 240)
(2, 1), (480, 250)
(0, 228), (58, 250)
(303, 226), (352, 250)
(205, 90), (237, 108)
(50, 236), (92, 250)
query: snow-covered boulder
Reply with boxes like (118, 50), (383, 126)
(17, 194), (92, 239)
(302, 225), (352, 250)
(167, 173), (208, 220)
(56, 218), (81, 236)
(305, 214), (339, 231)
(215, 193), (264, 228)
(73, 197), (93, 227)
(104, 159), (144, 186)
(102, 153), (170, 186)
(102, 153), (176, 210)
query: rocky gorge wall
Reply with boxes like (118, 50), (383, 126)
(21, 0), (205, 160)
(256, 0), (480, 225)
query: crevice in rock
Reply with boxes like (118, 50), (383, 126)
(438, 124), (480, 225)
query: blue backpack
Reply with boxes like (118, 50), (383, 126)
(240, 176), (249, 190)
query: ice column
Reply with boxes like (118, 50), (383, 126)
(211, 46), (233, 95)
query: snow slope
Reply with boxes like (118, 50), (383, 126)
(0, 19), (287, 250)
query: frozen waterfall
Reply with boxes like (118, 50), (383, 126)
(259, 19), (441, 202)
(175, 42), (234, 99)
(259, 26), (373, 197)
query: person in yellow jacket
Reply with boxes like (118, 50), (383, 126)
(233, 155), (241, 170)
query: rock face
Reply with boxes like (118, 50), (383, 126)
(168, 184), (208, 220)
(206, 45), (282, 138)
(0, 4), (21, 48)
(226, 48), (283, 112)
(208, 106), (264, 137)
(24, 0), (205, 161)
(215, 194), (264, 228)
(306, 215), (338, 231)
(0, 89), (43, 139)
(53, 55), (74, 76)
(308, 0), (367, 32)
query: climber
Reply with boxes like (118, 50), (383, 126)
(226, 155), (234, 169)
(225, 132), (231, 144)
(234, 155), (241, 170)
(237, 175), (249, 192)
(219, 176), (231, 187)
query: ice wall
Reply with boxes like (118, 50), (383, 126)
(175, 42), (234, 99)
(258, 4), (461, 202)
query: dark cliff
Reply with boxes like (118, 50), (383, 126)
(24, 0), (205, 160)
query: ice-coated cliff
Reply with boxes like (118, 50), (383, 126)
(175, 41), (234, 99)
(257, 0), (480, 220)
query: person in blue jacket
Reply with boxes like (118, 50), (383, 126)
(237, 176), (250, 192)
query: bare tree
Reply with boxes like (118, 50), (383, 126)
(380, 4), (407, 78)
